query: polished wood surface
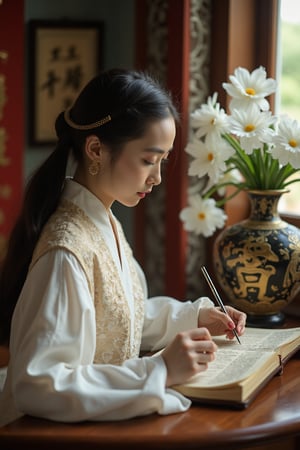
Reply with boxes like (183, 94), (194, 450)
(1, 350), (300, 449)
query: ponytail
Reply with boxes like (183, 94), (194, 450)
(0, 139), (70, 345)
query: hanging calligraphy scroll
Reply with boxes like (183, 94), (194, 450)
(28, 20), (103, 145)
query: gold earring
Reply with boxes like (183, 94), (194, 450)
(89, 160), (100, 176)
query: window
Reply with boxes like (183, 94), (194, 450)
(277, 0), (300, 216)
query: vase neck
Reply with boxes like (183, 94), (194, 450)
(248, 191), (283, 222)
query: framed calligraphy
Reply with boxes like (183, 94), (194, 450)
(28, 20), (103, 145)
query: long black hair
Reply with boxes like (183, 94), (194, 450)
(0, 68), (178, 345)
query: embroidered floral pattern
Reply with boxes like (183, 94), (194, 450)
(30, 200), (145, 365)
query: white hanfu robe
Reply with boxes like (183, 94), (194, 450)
(0, 179), (213, 425)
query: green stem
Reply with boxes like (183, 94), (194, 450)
(222, 134), (258, 186)
(283, 177), (300, 188)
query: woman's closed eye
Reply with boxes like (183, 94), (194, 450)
(143, 159), (156, 166)
(142, 156), (169, 166)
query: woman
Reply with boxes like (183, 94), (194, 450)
(0, 69), (246, 425)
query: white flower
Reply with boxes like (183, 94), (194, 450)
(190, 93), (229, 138)
(186, 134), (235, 185)
(180, 195), (227, 237)
(223, 66), (277, 112)
(271, 116), (300, 169)
(228, 106), (276, 154)
(180, 194), (227, 237)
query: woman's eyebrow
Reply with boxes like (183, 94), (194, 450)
(143, 147), (173, 154)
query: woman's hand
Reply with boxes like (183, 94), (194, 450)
(161, 328), (218, 387)
(198, 306), (246, 340)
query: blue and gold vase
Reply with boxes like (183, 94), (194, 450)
(213, 190), (300, 327)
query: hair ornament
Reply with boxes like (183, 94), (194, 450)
(64, 109), (112, 130)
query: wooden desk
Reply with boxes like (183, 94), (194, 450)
(1, 316), (300, 449)
(0, 350), (300, 450)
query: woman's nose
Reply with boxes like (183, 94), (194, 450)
(147, 166), (161, 186)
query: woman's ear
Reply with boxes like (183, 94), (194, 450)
(85, 135), (102, 162)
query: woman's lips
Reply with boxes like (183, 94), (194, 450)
(137, 191), (151, 198)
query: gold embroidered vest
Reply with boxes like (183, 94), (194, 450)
(30, 199), (145, 365)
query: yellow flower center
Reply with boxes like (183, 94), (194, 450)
(246, 87), (256, 96)
(198, 212), (206, 220)
(207, 152), (214, 162)
(210, 117), (216, 125)
(289, 139), (297, 148)
(244, 124), (255, 132)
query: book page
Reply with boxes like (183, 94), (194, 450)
(182, 345), (273, 388)
(219, 327), (300, 352)
(180, 327), (300, 389)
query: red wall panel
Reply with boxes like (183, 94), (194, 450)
(0, 0), (24, 261)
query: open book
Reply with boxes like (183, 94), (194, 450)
(171, 327), (300, 409)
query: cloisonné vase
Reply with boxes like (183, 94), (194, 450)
(213, 190), (300, 327)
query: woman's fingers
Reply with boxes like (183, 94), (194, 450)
(162, 328), (217, 386)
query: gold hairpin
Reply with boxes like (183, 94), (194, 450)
(64, 109), (112, 130)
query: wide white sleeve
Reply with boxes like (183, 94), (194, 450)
(141, 296), (214, 351)
(133, 260), (214, 351)
(6, 250), (190, 423)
